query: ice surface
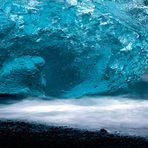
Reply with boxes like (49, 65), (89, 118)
(0, 0), (147, 98)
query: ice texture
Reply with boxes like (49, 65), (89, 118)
(0, 0), (147, 98)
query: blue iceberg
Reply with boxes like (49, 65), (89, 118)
(0, 0), (147, 98)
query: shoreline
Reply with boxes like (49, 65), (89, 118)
(0, 120), (148, 148)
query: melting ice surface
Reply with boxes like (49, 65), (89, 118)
(0, 0), (147, 98)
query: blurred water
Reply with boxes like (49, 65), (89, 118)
(0, 71), (147, 137)
(0, 96), (148, 137)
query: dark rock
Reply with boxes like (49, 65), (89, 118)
(0, 120), (148, 148)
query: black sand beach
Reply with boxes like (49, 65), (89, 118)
(0, 120), (148, 148)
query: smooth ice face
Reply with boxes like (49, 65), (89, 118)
(0, 0), (147, 98)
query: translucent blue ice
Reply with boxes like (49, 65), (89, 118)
(0, 0), (147, 98)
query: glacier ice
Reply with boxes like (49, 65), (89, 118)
(0, 0), (147, 98)
(0, 56), (45, 96)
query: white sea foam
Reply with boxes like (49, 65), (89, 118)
(0, 96), (148, 137)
